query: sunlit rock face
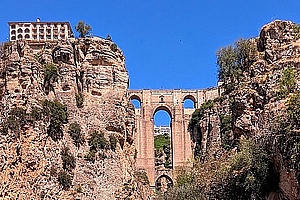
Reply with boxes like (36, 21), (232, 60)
(0, 37), (149, 199)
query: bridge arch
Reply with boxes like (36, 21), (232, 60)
(129, 94), (142, 102)
(155, 174), (174, 191)
(153, 105), (172, 119)
(129, 94), (142, 109)
(128, 89), (220, 186)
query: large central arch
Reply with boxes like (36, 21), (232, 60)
(128, 88), (220, 186)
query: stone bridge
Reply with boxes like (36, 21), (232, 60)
(128, 88), (221, 187)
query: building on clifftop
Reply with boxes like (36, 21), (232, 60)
(8, 18), (73, 42)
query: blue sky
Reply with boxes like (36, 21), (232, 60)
(1, 0), (300, 125)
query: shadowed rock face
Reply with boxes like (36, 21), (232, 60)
(0, 37), (148, 199)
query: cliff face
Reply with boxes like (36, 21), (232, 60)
(0, 37), (148, 199)
(185, 20), (300, 200)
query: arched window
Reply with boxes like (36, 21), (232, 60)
(17, 34), (23, 39)
(17, 28), (23, 33)
(24, 28), (30, 33)
(25, 34), (30, 39)
(11, 30), (16, 35)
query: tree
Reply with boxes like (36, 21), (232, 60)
(75, 21), (92, 38)
(217, 38), (257, 89)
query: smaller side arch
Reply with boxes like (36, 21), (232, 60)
(129, 94), (142, 109)
(155, 174), (174, 191)
(183, 94), (197, 108)
(129, 94), (142, 103)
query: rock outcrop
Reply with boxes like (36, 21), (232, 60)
(189, 20), (300, 199)
(0, 37), (149, 199)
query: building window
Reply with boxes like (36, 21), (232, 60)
(17, 34), (23, 39)
(17, 28), (23, 33)
(25, 34), (30, 39)
(11, 36), (16, 40)
(33, 35), (37, 40)
(47, 35), (51, 40)
(25, 28), (30, 33)
(11, 30), (16, 35)
(11, 25), (16, 29)
(40, 35), (44, 40)
(39, 29), (44, 33)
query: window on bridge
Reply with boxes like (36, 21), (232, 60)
(153, 108), (172, 170)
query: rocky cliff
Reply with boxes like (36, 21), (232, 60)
(166, 20), (300, 200)
(0, 37), (149, 199)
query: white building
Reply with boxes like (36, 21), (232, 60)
(154, 126), (171, 136)
(8, 18), (73, 42)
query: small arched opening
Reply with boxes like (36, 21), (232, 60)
(183, 95), (196, 109)
(155, 174), (174, 192)
(130, 95), (141, 109)
(17, 28), (23, 33)
(25, 34), (30, 39)
(17, 34), (23, 39)
(153, 106), (172, 170)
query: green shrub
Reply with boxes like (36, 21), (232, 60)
(43, 63), (58, 94)
(61, 146), (76, 171)
(277, 67), (296, 99)
(7, 107), (27, 132)
(217, 38), (257, 92)
(111, 43), (118, 52)
(57, 170), (72, 189)
(294, 24), (300, 40)
(42, 100), (68, 141)
(50, 166), (58, 177)
(84, 150), (96, 162)
(219, 114), (232, 150)
(109, 134), (117, 151)
(162, 168), (205, 200)
(211, 139), (271, 199)
(134, 170), (149, 185)
(188, 100), (215, 132)
(30, 106), (43, 121)
(88, 130), (107, 151)
(68, 123), (85, 147)
(75, 93), (84, 108)
(154, 134), (170, 150)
